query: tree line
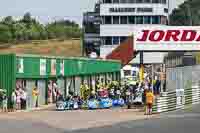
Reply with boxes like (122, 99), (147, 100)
(0, 12), (82, 44)
(169, 0), (200, 26)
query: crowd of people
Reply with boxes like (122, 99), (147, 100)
(0, 76), (160, 115)
(78, 77), (156, 115)
(48, 82), (63, 104)
(10, 86), (39, 111)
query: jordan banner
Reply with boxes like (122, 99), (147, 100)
(134, 26), (200, 51)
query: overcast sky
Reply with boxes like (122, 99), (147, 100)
(0, 0), (98, 25)
(0, 0), (186, 25)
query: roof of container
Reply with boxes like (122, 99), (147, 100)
(14, 54), (121, 63)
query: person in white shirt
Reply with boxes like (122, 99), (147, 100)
(11, 91), (17, 111)
(20, 89), (27, 110)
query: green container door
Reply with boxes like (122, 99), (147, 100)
(26, 80), (35, 109)
(65, 77), (72, 97)
(91, 76), (96, 91)
(37, 80), (46, 106)
(57, 79), (65, 96)
(0, 54), (16, 103)
(67, 77), (75, 95)
(75, 76), (81, 96)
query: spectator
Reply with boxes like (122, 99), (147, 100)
(0, 89), (7, 112)
(53, 83), (58, 103)
(145, 89), (154, 115)
(32, 87), (39, 108)
(155, 79), (161, 95)
(20, 89), (27, 110)
(11, 90), (17, 111)
(16, 88), (21, 110)
(47, 81), (53, 103)
(2, 92), (8, 112)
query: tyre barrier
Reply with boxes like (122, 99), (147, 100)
(153, 87), (200, 113)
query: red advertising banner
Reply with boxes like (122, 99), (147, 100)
(106, 36), (136, 67)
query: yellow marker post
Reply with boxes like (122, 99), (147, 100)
(139, 52), (144, 82)
(139, 64), (144, 82)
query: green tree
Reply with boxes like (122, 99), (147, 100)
(22, 12), (32, 28)
(169, 0), (200, 26)
(0, 24), (12, 43)
(0, 13), (81, 42)
(46, 20), (82, 39)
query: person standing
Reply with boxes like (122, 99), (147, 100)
(2, 92), (8, 112)
(145, 89), (154, 116)
(0, 90), (8, 113)
(20, 89), (27, 110)
(47, 81), (53, 103)
(32, 87), (39, 108)
(53, 83), (58, 103)
(16, 88), (21, 110)
(11, 90), (17, 111)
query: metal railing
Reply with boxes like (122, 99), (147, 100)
(153, 86), (200, 113)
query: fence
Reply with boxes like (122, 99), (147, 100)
(153, 85), (200, 113)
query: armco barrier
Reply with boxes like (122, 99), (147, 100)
(153, 86), (200, 113)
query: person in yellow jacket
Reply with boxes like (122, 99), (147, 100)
(32, 87), (39, 108)
(145, 89), (154, 115)
(80, 82), (90, 100)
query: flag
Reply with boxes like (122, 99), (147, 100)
(106, 36), (136, 67)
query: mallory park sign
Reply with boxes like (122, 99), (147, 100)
(134, 26), (200, 51)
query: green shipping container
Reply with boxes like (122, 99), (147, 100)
(0, 54), (121, 107)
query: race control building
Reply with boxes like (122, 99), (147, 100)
(83, 0), (170, 64)
(99, 0), (169, 64)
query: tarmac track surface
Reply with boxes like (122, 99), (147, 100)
(0, 105), (200, 133)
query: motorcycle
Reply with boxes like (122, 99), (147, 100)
(99, 97), (112, 109)
(88, 98), (99, 109)
(56, 95), (82, 111)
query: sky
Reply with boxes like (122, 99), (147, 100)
(0, 0), (186, 26)
(0, 0), (98, 26)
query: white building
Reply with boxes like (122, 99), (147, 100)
(99, 0), (169, 63)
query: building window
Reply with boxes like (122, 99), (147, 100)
(144, 16), (151, 24)
(164, 8), (168, 13)
(152, 0), (160, 3)
(152, 16), (160, 24)
(113, 0), (120, 3)
(137, 8), (153, 13)
(143, 0), (151, 3)
(120, 16), (128, 24)
(105, 16), (112, 24)
(162, 0), (167, 4)
(105, 37), (112, 45)
(136, 0), (143, 3)
(113, 37), (120, 45)
(113, 16), (120, 24)
(136, 16), (144, 24)
(104, 0), (112, 3)
(120, 36), (127, 43)
(120, 0), (128, 3)
(128, 16), (135, 24)
(129, 0), (136, 3)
